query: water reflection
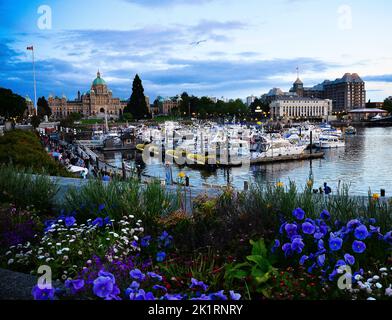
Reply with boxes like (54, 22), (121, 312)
(104, 127), (392, 196)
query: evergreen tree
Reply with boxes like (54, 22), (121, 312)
(124, 74), (150, 120)
(37, 96), (51, 119)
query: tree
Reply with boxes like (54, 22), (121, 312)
(30, 115), (41, 128)
(383, 98), (392, 114)
(121, 113), (133, 122)
(124, 74), (150, 120)
(0, 87), (27, 119)
(250, 98), (270, 114)
(37, 96), (51, 119)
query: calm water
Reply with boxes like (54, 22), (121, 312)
(104, 127), (392, 196)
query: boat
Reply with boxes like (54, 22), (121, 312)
(345, 126), (357, 135)
(252, 137), (307, 159)
(318, 136), (345, 148)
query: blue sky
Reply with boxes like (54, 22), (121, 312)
(1, 0), (392, 102)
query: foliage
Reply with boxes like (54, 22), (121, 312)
(0, 165), (59, 212)
(0, 87), (27, 120)
(121, 112), (133, 122)
(0, 130), (72, 176)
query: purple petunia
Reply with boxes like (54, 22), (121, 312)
(317, 254), (326, 267)
(291, 237), (305, 254)
(130, 269), (146, 282)
(129, 289), (155, 300)
(92, 217), (104, 227)
(285, 223), (298, 238)
(209, 290), (228, 300)
(163, 293), (183, 300)
(302, 222), (316, 235)
(147, 272), (163, 282)
(344, 253), (355, 266)
(354, 225), (369, 240)
(271, 239), (280, 253)
(65, 216), (76, 228)
(190, 278), (209, 292)
(329, 236), (343, 251)
(152, 285), (168, 293)
(293, 208), (306, 220)
(229, 291), (241, 300)
(320, 210), (331, 221)
(156, 251), (166, 262)
(383, 231), (392, 244)
(141, 236), (152, 248)
(352, 240), (366, 254)
(299, 255), (309, 265)
(347, 219), (361, 231)
(98, 204), (105, 211)
(282, 243), (293, 257)
(32, 285), (55, 300)
(93, 276), (114, 298)
(65, 279), (84, 292)
(125, 281), (140, 296)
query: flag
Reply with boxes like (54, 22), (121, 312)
(27, 46), (34, 50)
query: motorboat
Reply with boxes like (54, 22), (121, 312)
(318, 136), (345, 148)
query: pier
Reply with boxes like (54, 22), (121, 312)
(250, 151), (324, 165)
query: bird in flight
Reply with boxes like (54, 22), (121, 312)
(190, 39), (207, 46)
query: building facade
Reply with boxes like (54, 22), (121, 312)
(290, 73), (366, 112)
(270, 97), (333, 120)
(49, 71), (129, 119)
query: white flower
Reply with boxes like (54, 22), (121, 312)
(78, 251), (83, 255)
(354, 274), (362, 281)
(367, 297), (376, 301)
(379, 267), (387, 272)
(133, 236), (139, 241)
(37, 256), (45, 260)
(56, 243), (61, 246)
(7, 259), (14, 265)
(86, 260), (92, 264)
(375, 283), (382, 289)
(5, 251), (12, 256)
(373, 275), (380, 281)
(63, 256), (69, 261)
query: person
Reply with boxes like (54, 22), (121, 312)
(324, 182), (332, 195)
(165, 162), (173, 186)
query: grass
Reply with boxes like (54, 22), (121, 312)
(0, 164), (59, 213)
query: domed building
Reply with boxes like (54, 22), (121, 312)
(49, 71), (129, 119)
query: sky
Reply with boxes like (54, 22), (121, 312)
(1, 0), (392, 102)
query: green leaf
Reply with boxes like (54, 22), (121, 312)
(250, 239), (267, 257)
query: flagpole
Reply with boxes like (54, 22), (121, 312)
(32, 47), (37, 116)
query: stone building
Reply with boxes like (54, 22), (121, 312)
(49, 71), (128, 119)
(270, 97), (332, 120)
(289, 73), (366, 112)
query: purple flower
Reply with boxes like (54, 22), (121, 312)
(344, 253), (355, 266)
(190, 278), (209, 292)
(291, 237), (305, 254)
(152, 285), (168, 293)
(285, 223), (298, 238)
(129, 289), (155, 300)
(98, 270), (115, 283)
(163, 293), (183, 300)
(156, 251), (166, 262)
(282, 243), (293, 257)
(329, 236), (343, 251)
(229, 291), (241, 300)
(92, 217), (104, 227)
(354, 225), (369, 240)
(141, 236), (151, 247)
(158, 231), (173, 248)
(147, 272), (163, 281)
(314, 231), (324, 240)
(32, 285), (55, 300)
(368, 218), (376, 224)
(103, 217), (112, 226)
(293, 208), (305, 220)
(383, 231), (392, 244)
(271, 239), (280, 252)
(318, 239), (325, 250)
(65, 279), (84, 292)
(209, 290), (228, 300)
(299, 255), (309, 265)
(65, 216), (76, 227)
(317, 254), (326, 267)
(93, 276), (114, 298)
(320, 210), (331, 220)
(125, 281), (140, 296)
(352, 240), (366, 254)
(347, 219), (361, 231)
(129, 269), (146, 282)
(302, 222), (316, 235)
(191, 294), (212, 300)
(328, 270), (338, 281)
(98, 204), (105, 211)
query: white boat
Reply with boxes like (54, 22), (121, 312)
(318, 136), (345, 148)
(252, 137), (307, 159)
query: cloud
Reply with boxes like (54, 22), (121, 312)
(123, 0), (216, 7)
(363, 75), (392, 83)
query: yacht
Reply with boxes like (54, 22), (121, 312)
(318, 136), (345, 148)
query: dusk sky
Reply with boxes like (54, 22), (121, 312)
(1, 0), (392, 102)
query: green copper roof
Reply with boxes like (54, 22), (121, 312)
(92, 71), (106, 86)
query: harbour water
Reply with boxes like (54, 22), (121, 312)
(104, 127), (392, 196)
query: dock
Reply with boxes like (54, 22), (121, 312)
(250, 151), (324, 165)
